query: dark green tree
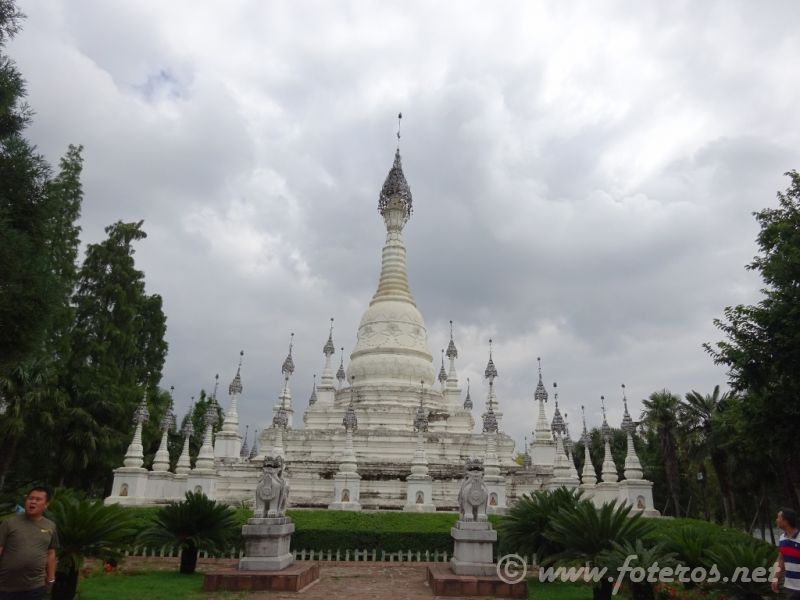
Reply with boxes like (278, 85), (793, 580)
(705, 171), (800, 509)
(0, 1), (57, 373)
(60, 220), (168, 491)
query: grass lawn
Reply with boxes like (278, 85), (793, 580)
(77, 571), (215, 600)
(528, 579), (594, 599)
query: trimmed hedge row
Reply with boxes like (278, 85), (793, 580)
(120, 507), (762, 555)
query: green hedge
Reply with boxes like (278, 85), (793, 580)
(117, 507), (764, 555)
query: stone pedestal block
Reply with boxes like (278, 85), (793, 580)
(403, 478), (435, 512)
(427, 564), (527, 598)
(105, 467), (149, 505)
(618, 479), (660, 516)
(239, 517), (295, 571)
(450, 520), (497, 576)
(329, 473), (361, 511)
(204, 562), (319, 592)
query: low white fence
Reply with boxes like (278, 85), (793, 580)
(123, 546), (537, 565)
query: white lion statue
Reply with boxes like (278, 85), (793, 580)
(457, 458), (489, 522)
(254, 455), (289, 518)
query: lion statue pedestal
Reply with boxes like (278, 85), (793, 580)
(239, 456), (295, 571)
(449, 458), (497, 577)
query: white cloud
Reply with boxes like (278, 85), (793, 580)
(8, 0), (800, 447)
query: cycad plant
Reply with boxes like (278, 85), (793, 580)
(658, 524), (714, 574)
(703, 541), (777, 600)
(137, 491), (239, 574)
(47, 492), (138, 600)
(599, 539), (678, 600)
(497, 487), (584, 561)
(545, 500), (656, 600)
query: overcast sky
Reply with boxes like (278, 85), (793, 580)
(10, 1), (800, 451)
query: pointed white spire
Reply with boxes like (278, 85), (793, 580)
(195, 389), (220, 471)
(221, 351), (244, 434)
(320, 318), (337, 388)
(600, 395), (612, 441)
(152, 386), (176, 472)
(438, 348), (447, 389)
(336, 347), (346, 390)
(410, 380), (430, 479)
(240, 425), (250, 459)
(580, 404), (591, 444)
(308, 374), (318, 406)
(463, 377), (473, 410)
(620, 384), (644, 479)
(175, 398), (194, 475)
(274, 333), (296, 428)
(551, 382), (565, 436)
(533, 357), (552, 442)
(552, 433), (573, 479)
(600, 435), (619, 483)
(522, 436), (532, 469)
(123, 389), (150, 468)
(336, 377), (359, 476)
(623, 430), (644, 479)
(249, 429), (259, 460)
(581, 439), (597, 486)
(620, 384), (634, 434)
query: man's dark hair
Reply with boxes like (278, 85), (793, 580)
(26, 485), (51, 502)
(780, 507), (798, 529)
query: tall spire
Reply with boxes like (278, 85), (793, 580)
(229, 351), (244, 396)
(580, 404), (591, 444)
(523, 436), (532, 469)
(308, 374), (318, 406)
(484, 339), (498, 382)
(600, 395), (612, 441)
(221, 351), (244, 435)
(123, 389), (150, 468)
(275, 332), (296, 428)
(550, 382), (565, 436)
(414, 380), (429, 433)
(438, 349), (447, 388)
(323, 319), (335, 357)
(533, 357), (552, 442)
(152, 385), (175, 472)
(319, 319), (337, 390)
(343, 377), (358, 432)
(463, 377), (473, 410)
(563, 412), (574, 458)
(336, 347), (346, 389)
(282, 333), (295, 378)
(240, 425), (250, 459)
(446, 320), (458, 360)
(175, 398), (194, 475)
(249, 429), (259, 460)
(620, 383), (635, 433)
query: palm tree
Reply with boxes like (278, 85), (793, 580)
(137, 491), (239, 574)
(545, 500), (656, 600)
(47, 492), (138, 600)
(641, 390), (682, 517)
(682, 385), (735, 525)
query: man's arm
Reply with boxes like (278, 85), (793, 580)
(772, 552), (784, 594)
(46, 548), (56, 584)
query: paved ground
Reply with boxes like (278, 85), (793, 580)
(125, 558), (495, 599)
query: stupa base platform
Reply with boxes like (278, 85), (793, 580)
(203, 561), (320, 592)
(426, 563), (527, 598)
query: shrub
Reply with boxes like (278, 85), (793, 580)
(47, 491), (138, 600)
(137, 492), (239, 574)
